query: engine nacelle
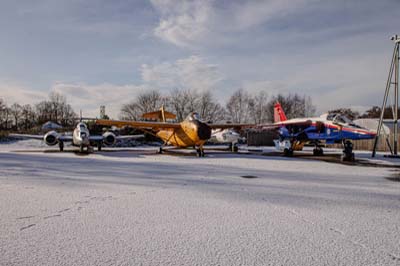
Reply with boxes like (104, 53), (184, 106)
(44, 131), (59, 146)
(102, 131), (116, 146)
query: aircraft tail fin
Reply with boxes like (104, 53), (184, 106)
(274, 102), (287, 123)
(141, 106), (176, 122)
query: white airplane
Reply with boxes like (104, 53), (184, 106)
(11, 122), (143, 153)
(209, 128), (243, 152)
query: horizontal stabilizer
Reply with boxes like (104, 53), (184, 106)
(142, 110), (176, 121)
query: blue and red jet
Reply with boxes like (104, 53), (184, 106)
(264, 102), (376, 161)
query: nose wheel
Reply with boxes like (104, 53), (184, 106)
(283, 148), (294, 157)
(313, 146), (324, 156)
(341, 140), (355, 162)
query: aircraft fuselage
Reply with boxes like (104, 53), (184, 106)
(72, 123), (91, 147)
(157, 119), (211, 148)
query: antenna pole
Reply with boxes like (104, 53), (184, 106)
(372, 35), (400, 157)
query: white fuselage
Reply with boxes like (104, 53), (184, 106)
(210, 129), (241, 144)
(72, 123), (90, 147)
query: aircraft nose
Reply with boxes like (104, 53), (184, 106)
(197, 122), (212, 140)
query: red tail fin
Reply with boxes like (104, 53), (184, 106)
(274, 102), (287, 123)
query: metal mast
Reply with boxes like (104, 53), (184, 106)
(372, 35), (400, 157)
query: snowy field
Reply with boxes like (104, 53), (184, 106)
(0, 140), (400, 266)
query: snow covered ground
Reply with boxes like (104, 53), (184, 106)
(0, 140), (400, 265)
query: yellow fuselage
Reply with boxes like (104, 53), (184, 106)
(156, 120), (209, 148)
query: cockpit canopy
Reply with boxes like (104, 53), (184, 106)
(186, 112), (201, 122)
(326, 113), (360, 127)
(77, 123), (87, 130)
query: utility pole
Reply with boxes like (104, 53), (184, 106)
(372, 35), (400, 157)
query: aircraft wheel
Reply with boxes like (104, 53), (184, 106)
(158, 147), (163, 154)
(341, 152), (355, 162)
(196, 148), (204, 157)
(283, 148), (293, 157)
(59, 142), (64, 152)
(98, 143), (102, 151)
(80, 145), (84, 153)
(313, 148), (323, 156)
(232, 144), (239, 152)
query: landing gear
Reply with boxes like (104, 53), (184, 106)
(97, 142), (102, 151)
(341, 140), (355, 162)
(229, 143), (239, 152)
(158, 147), (163, 154)
(313, 146), (324, 156)
(283, 148), (294, 157)
(196, 148), (205, 157)
(59, 141), (64, 152)
(80, 145), (84, 153)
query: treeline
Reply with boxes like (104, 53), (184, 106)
(0, 92), (76, 131)
(120, 89), (316, 123)
(328, 106), (400, 121)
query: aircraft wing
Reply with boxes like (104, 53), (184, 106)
(89, 135), (103, 141)
(116, 134), (145, 140)
(88, 134), (145, 141)
(9, 133), (44, 140)
(207, 123), (253, 129)
(259, 119), (314, 129)
(95, 119), (181, 130)
(58, 135), (73, 142)
(9, 133), (73, 142)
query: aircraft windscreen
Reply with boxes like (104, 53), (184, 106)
(187, 112), (201, 121)
(328, 113), (355, 125)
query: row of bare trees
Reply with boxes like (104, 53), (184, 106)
(0, 92), (76, 131)
(120, 89), (317, 123)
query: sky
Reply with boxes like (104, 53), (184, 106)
(0, 0), (399, 118)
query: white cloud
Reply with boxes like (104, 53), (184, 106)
(150, 0), (312, 47)
(151, 0), (213, 47)
(141, 55), (223, 91)
(52, 82), (147, 119)
(0, 81), (47, 105)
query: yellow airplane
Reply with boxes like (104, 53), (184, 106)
(95, 106), (250, 157)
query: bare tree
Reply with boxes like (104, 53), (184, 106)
(35, 101), (52, 125)
(0, 99), (6, 129)
(197, 91), (225, 123)
(226, 89), (252, 123)
(248, 90), (269, 124)
(304, 96), (316, 117)
(10, 103), (22, 129)
(49, 91), (66, 122)
(266, 93), (316, 122)
(169, 89), (199, 121)
(35, 93), (76, 127)
(60, 103), (76, 127)
(120, 102), (141, 120)
(20, 104), (35, 130)
(120, 90), (166, 120)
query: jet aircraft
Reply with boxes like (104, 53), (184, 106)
(11, 122), (141, 153)
(95, 107), (250, 157)
(209, 129), (243, 152)
(266, 102), (376, 161)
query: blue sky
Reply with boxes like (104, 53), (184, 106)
(0, 0), (399, 118)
